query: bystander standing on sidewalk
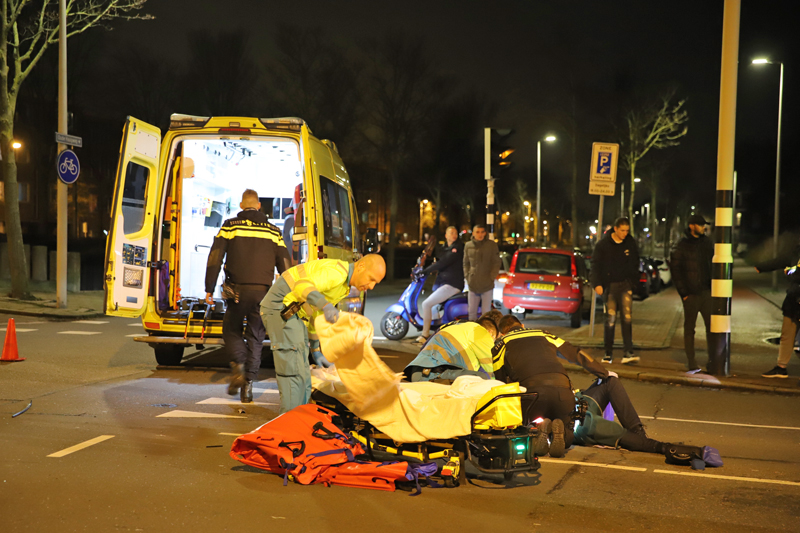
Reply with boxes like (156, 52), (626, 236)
(463, 224), (501, 321)
(756, 240), (800, 379)
(590, 217), (640, 365)
(414, 226), (464, 344)
(671, 214), (714, 373)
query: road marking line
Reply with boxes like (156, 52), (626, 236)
(538, 458), (647, 472)
(251, 389), (280, 394)
(58, 331), (102, 335)
(653, 469), (800, 487)
(219, 432), (241, 437)
(125, 334), (141, 337)
(0, 328), (37, 332)
(379, 355), (399, 359)
(372, 336), (387, 340)
(73, 320), (109, 324)
(156, 410), (246, 419)
(128, 323), (143, 327)
(197, 398), (277, 406)
(640, 415), (800, 431)
(47, 435), (115, 458)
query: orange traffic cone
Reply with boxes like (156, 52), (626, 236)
(1, 318), (25, 362)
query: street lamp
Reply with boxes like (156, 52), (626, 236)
(419, 199), (428, 244)
(537, 135), (556, 245)
(523, 200), (531, 241)
(752, 57), (784, 289)
(12, 141), (22, 149)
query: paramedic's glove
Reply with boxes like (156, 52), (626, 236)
(205, 293), (214, 306)
(322, 303), (340, 324)
(310, 339), (333, 368)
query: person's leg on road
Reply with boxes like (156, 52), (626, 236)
(763, 315), (800, 377)
(222, 297), (247, 394)
(698, 290), (713, 370)
(480, 290), (493, 318)
(682, 294), (701, 370)
(241, 288), (268, 382)
(582, 377), (643, 432)
(269, 316), (311, 413)
(420, 284), (460, 339)
(602, 288), (618, 363)
(468, 291), (480, 321)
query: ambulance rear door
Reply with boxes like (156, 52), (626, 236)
(104, 117), (162, 317)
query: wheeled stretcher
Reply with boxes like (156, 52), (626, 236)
(311, 388), (542, 485)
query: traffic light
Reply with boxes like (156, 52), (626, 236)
(490, 128), (515, 177)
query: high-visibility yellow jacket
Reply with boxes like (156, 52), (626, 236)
(279, 259), (353, 332)
(406, 321), (494, 377)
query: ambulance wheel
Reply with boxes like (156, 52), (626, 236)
(570, 308), (582, 328)
(380, 312), (409, 341)
(153, 345), (184, 366)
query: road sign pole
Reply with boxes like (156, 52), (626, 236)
(590, 194), (605, 336)
(57, 0), (68, 308)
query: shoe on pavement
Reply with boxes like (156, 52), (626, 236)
(228, 362), (245, 396)
(762, 366), (788, 378)
(414, 335), (430, 344)
(686, 367), (702, 375)
(533, 418), (551, 456)
(602, 354), (613, 364)
(549, 419), (566, 458)
(240, 380), (254, 403)
(621, 353), (640, 365)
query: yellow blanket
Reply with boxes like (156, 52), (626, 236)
(312, 313), (509, 443)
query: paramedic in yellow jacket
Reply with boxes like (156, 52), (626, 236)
(262, 254), (386, 413)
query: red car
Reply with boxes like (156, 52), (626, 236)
(502, 248), (592, 328)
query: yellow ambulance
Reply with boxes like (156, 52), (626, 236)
(103, 115), (363, 365)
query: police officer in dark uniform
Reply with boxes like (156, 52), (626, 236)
(492, 315), (611, 457)
(205, 189), (291, 403)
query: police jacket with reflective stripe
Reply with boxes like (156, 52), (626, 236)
(205, 209), (291, 293)
(492, 329), (608, 387)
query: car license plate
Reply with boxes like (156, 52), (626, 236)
(528, 282), (554, 291)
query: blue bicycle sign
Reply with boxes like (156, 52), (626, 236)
(57, 149), (80, 184)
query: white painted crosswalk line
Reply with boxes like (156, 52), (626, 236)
(128, 323), (143, 327)
(251, 388), (280, 394)
(47, 435), (115, 458)
(58, 331), (102, 335)
(73, 320), (109, 324)
(197, 397), (277, 406)
(156, 410), (246, 419)
(0, 328), (37, 332)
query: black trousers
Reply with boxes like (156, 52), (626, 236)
(603, 282), (633, 355)
(582, 377), (664, 454)
(222, 286), (268, 381)
(682, 290), (712, 368)
(522, 384), (576, 448)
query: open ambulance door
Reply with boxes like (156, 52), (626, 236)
(104, 117), (162, 317)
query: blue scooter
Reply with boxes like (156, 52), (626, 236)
(379, 247), (481, 341)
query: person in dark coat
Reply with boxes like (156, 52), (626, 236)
(756, 241), (800, 378)
(463, 224), (501, 321)
(590, 217), (640, 365)
(415, 226), (465, 343)
(670, 214), (714, 372)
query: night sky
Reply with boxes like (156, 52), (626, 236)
(95, 0), (799, 239)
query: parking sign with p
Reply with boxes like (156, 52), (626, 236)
(590, 143), (619, 183)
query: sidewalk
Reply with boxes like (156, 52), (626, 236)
(0, 281), (105, 319)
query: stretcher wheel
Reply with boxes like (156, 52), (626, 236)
(444, 477), (459, 488)
(503, 471), (513, 482)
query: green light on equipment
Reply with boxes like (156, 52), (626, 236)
(515, 444), (526, 451)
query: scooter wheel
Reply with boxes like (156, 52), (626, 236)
(380, 312), (409, 341)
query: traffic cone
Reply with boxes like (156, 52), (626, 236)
(1, 318), (25, 362)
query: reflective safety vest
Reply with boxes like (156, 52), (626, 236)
(280, 259), (352, 328)
(491, 329), (567, 375)
(411, 322), (495, 376)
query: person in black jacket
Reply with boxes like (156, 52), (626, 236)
(590, 217), (640, 365)
(205, 189), (292, 402)
(756, 242), (800, 378)
(492, 315), (612, 458)
(670, 214), (714, 372)
(415, 226), (465, 343)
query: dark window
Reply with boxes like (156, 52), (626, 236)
(320, 176), (353, 250)
(122, 161), (149, 235)
(516, 252), (571, 276)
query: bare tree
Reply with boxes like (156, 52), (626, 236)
(622, 91), (688, 233)
(1, 0), (150, 298)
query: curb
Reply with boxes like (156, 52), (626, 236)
(0, 306), (105, 319)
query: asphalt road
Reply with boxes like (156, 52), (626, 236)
(2, 312), (799, 532)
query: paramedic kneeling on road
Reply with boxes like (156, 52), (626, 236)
(492, 315), (610, 458)
(262, 254), (386, 413)
(204, 189), (291, 404)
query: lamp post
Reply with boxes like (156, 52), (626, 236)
(536, 135), (557, 245)
(523, 200), (530, 241)
(419, 199), (428, 244)
(752, 58), (784, 289)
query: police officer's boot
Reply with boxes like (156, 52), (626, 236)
(240, 380), (254, 403)
(228, 362), (245, 396)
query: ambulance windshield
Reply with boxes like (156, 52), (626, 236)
(173, 138), (303, 300)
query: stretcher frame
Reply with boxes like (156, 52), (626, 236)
(312, 390), (542, 486)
